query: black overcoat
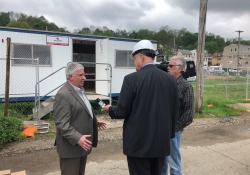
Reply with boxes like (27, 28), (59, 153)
(109, 64), (179, 158)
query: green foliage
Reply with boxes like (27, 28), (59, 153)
(42, 111), (54, 120)
(0, 115), (24, 146)
(182, 32), (198, 48)
(89, 100), (106, 115)
(205, 41), (219, 54)
(8, 102), (34, 116)
(77, 27), (92, 35)
(202, 97), (241, 116)
(6, 21), (32, 29)
(0, 12), (10, 26)
(193, 77), (249, 118)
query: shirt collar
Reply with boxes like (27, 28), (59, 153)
(69, 83), (84, 93)
(142, 62), (154, 68)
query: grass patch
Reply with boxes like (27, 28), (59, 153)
(193, 76), (249, 118)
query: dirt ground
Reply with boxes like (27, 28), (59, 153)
(1, 111), (250, 175)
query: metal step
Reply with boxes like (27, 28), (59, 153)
(33, 97), (55, 120)
(34, 123), (50, 134)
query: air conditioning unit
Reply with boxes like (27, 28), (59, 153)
(245, 60), (248, 64)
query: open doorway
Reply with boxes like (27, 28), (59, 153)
(73, 39), (96, 93)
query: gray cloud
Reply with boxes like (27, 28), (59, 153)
(0, 0), (249, 40)
(164, 0), (250, 13)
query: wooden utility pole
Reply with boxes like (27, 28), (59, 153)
(196, 0), (208, 113)
(235, 30), (244, 76)
(4, 37), (11, 116)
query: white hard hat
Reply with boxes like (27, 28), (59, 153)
(130, 40), (155, 59)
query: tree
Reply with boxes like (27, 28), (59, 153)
(6, 21), (32, 29)
(182, 32), (198, 48)
(205, 41), (218, 54)
(78, 27), (92, 35)
(102, 26), (116, 37)
(215, 35), (226, 52)
(58, 27), (68, 33)
(27, 15), (48, 30)
(128, 30), (138, 39)
(47, 22), (59, 31)
(136, 29), (155, 40)
(116, 29), (128, 38)
(9, 11), (20, 21)
(18, 13), (28, 22)
(205, 32), (216, 42)
(0, 12), (10, 26)
(186, 44), (194, 50)
(93, 27), (104, 35)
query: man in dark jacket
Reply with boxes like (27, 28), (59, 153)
(161, 56), (194, 175)
(103, 40), (179, 175)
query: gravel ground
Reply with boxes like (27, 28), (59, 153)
(1, 109), (250, 158)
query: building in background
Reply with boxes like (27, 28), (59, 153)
(210, 52), (223, 66)
(176, 49), (194, 61)
(220, 44), (250, 68)
(190, 49), (209, 67)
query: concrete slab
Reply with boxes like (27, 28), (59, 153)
(46, 139), (250, 175)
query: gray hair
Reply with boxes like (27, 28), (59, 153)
(65, 62), (84, 80)
(170, 56), (186, 71)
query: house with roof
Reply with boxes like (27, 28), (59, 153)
(220, 44), (250, 68)
(175, 49), (194, 61)
(190, 49), (209, 67)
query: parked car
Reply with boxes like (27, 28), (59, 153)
(208, 66), (225, 73)
(229, 68), (242, 72)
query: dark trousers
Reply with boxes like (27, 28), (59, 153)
(60, 156), (87, 175)
(127, 156), (165, 175)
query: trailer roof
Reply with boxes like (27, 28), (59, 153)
(0, 27), (157, 44)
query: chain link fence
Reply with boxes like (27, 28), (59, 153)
(0, 58), (39, 118)
(193, 67), (250, 103)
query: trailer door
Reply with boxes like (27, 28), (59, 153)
(95, 38), (110, 96)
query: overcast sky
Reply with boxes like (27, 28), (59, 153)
(1, 0), (250, 40)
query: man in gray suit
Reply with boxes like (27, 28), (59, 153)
(54, 62), (106, 175)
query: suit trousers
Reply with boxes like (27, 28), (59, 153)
(127, 156), (165, 175)
(60, 156), (87, 175)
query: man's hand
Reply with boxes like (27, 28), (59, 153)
(102, 105), (111, 113)
(78, 135), (92, 151)
(97, 121), (106, 130)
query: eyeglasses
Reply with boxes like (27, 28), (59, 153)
(167, 64), (181, 68)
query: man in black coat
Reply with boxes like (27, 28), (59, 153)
(103, 40), (179, 175)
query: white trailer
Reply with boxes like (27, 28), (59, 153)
(0, 27), (157, 103)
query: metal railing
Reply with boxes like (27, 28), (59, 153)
(34, 61), (113, 119)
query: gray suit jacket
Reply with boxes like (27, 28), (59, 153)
(54, 82), (98, 158)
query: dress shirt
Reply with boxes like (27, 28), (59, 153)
(70, 83), (93, 118)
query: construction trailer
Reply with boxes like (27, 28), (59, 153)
(0, 27), (157, 104)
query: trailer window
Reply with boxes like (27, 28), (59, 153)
(11, 44), (51, 66)
(115, 50), (134, 68)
